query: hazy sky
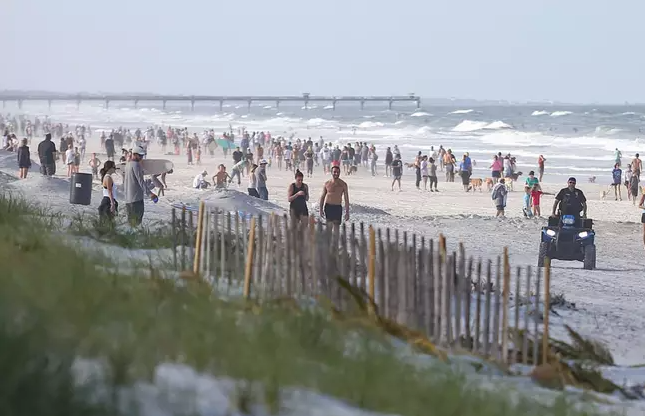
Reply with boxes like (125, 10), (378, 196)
(2, 0), (643, 103)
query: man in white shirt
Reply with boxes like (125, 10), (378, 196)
(193, 170), (209, 189)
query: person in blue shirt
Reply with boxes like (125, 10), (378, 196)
(523, 186), (533, 218)
(459, 154), (472, 191)
(612, 163), (622, 201)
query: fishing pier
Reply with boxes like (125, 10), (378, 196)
(0, 92), (421, 111)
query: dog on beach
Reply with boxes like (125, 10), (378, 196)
(504, 171), (523, 191)
(469, 178), (483, 192)
(485, 177), (496, 191)
(589, 176), (597, 183)
(600, 185), (613, 200)
(347, 165), (358, 175)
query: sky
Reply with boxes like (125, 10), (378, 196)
(2, 0), (644, 103)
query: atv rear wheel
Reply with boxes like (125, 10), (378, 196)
(538, 241), (548, 267)
(583, 244), (596, 270)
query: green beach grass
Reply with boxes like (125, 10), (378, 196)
(0, 194), (614, 416)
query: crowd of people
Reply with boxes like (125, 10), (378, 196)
(4, 112), (645, 246)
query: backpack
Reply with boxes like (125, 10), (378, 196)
(491, 185), (500, 200)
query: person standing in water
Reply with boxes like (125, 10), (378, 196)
(319, 165), (350, 228)
(98, 161), (118, 225)
(288, 169), (309, 225)
(123, 145), (156, 227)
(614, 148), (622, 167)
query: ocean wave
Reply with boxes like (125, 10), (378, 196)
(358, 121), (385, 128)
(531, 110), (549, 116)
(594, 126), (625, 135)
(449, 109), (474, 114)
(550, 111), (573, 117)
(453, 120), (513, 132)
(410, 111), (431, 117)
(415, 126), (433, 135)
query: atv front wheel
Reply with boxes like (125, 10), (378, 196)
(538, 241), (548, 267)
(583, 244), (596, 270)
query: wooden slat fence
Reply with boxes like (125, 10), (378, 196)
(170, 203), (551, 365)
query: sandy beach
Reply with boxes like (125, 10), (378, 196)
(1, 124), (644, 367)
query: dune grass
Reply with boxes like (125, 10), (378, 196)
(0, 194), (615, 416)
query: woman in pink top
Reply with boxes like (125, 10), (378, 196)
(490, 155), (503, 179)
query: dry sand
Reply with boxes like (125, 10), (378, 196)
(2, 135), (644, 366)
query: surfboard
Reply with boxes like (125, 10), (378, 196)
(117, 159), (174, 176)
(216, 139), (236, 150)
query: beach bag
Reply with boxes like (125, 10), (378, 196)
(491, 185), (499, 200)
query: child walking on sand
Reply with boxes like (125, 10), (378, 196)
(530, 184), (552, 217)
(522, 186), (533, 218)
(89, 153), (102, 180)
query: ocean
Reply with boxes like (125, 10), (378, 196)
(7, 101), (645, 183)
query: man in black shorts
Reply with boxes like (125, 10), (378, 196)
(552, 177), (587, 221)
(319, 165), (350, 227)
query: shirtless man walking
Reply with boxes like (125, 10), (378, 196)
(632, 153), (642, 182)
(319, 165), (350, 228)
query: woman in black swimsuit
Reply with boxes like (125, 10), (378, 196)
(288, 169), (309, 224)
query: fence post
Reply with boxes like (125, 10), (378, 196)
(368, 226), (376, 304)
(542, 257), (552, 365)
(243, 217), (257, 299)
(193, 201), (206, 275)
(522, 265), (532, 365)
(501, 247), (511, 364)
(171, 208), (177, 271)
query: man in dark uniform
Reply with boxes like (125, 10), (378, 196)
(552, 177), (587, 219)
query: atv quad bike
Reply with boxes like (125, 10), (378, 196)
(538, 214), (596, 270)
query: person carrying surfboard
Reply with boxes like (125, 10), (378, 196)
(123, 145), (156, 227)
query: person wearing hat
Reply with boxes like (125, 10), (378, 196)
(256, 159), (269, 200)
(247, 163), (260, 198)
(123, 144), (156, 227)
(552, 177), (587, 220)
(193, 170), (209, 189)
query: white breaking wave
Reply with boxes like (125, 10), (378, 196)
(449, 109), (474, 114)
(595, 126), (625, 135)
(323, 105), (334, 110)
(415, 126), (432, 135)
(358, 121), (385, 128)
(453, 120), (513, 132)
(410, 111), (431, 117)
(531, 110), (549, 116)
(550, 111), (573, 117)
